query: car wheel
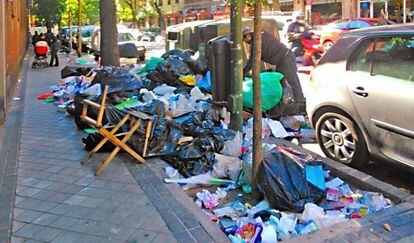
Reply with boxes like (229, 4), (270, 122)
(139, 55), (145, 61)
(315, 112), (368, 167)
(323, 41), (334, 51)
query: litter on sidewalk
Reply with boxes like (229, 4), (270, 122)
(38, 48), (393, 242)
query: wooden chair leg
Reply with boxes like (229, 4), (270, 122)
(95, 122), (145, 175)
(142, 120), (153, 157)
(81, 115), (131, 165)
(95, 146), (122, 176)
(99, 120), (145, 164)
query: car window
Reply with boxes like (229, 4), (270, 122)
(82, 29), (94, 38)
(372, 36), (414, 81)
(371, 19), (387, 26)
(348, 38), (376, 72)
(349, 20), (371, 29)
(334, 20), (349, 30)
(118, 33), (134, 42)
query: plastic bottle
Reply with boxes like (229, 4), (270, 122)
(296, 220), (318, 235)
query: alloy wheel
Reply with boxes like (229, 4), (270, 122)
(323, 41), (333, 51)
(320, 118), (356, 163)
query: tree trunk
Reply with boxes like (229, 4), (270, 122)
(152, 1), (166, 30)
(100, 0), (120, 66)
(251, 0), (263, 195)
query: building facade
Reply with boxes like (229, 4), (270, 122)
(153, 0), (230, 26)
(287, 0), (413, 24)
(0, 0), (28, 121)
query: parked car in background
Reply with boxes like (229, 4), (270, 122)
(81, 25), (96, 51)
(320, 18), (389, 50)
(141, 27), (161, 42)
(89, 28), (146, 61)
(129, 29), (143, 41)
(61, 26), (78, 47)
(307, 24), (414, 169)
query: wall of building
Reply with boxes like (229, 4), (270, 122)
(5, 0), (28, 100)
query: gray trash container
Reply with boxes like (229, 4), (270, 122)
(206, 36), (231, 103)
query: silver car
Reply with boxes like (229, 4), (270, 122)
(307, 24), (414, 168)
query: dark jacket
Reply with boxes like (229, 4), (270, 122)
(243, 31), (290, 75)
(32, 35), (40, 45)
(45, 32), (59, 53)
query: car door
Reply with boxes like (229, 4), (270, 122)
(345, 35), (414, 165)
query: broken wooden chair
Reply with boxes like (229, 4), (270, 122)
(80, 85), (153, 176)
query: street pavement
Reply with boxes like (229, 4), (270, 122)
(2, 52), (219, 242)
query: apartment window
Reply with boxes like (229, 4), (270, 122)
(158, 0), (163, 6)
(175, 0), (179, 3)
(168, 0), (171, 4)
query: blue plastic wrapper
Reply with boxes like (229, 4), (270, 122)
(197, 71), (211, 92)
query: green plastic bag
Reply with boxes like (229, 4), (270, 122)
(242, 72), (284, 112)
(115, 98), (141, 109)
(44, 97), (55, 103)
(138, 57), (165, 73)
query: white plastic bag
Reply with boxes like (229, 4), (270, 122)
(153, 84), (176, 96)
(168, 95), (196, 117)
(220, 132), (243, 158)
(190, 86), (208, 100)
(212, 153), (243, 181)
(81, 83), (102, 96)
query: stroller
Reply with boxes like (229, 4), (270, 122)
(32, 41), (49, 68)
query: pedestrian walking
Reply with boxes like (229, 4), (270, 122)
(45, 28), (59, 66)
(242, 28), (305, 103)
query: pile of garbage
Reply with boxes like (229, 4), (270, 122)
(37, 49), (392, 242)
(171, 145), (392, 242)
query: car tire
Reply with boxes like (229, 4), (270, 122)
(323, 40), (334, 51)
(139, 55), (145, 61)
(315, 112), (368, 167)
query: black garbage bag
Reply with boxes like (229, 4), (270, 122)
(215, 129), (236, 142)
(161, 49), (194, 63)
(67, 94), (105, 130)
(92, 69), (113, 85)
(162, 134), (219, 177)
(106, 76), (144, 94)
(134, 100), (165, 117)
(82, 132), (116, 152)
(100, 75), (134, 89)
(77, 67), (92, 76)
(103, 106), (181, 157)
(257, 146), (325, 212)
(187, 56), (209, 75)
(61, 66), (92, 79)
(61, 66), (78, 79)
(175, 111), (215, 136)
(119, 43), (140, 58)
(158, 58), (192, 76)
